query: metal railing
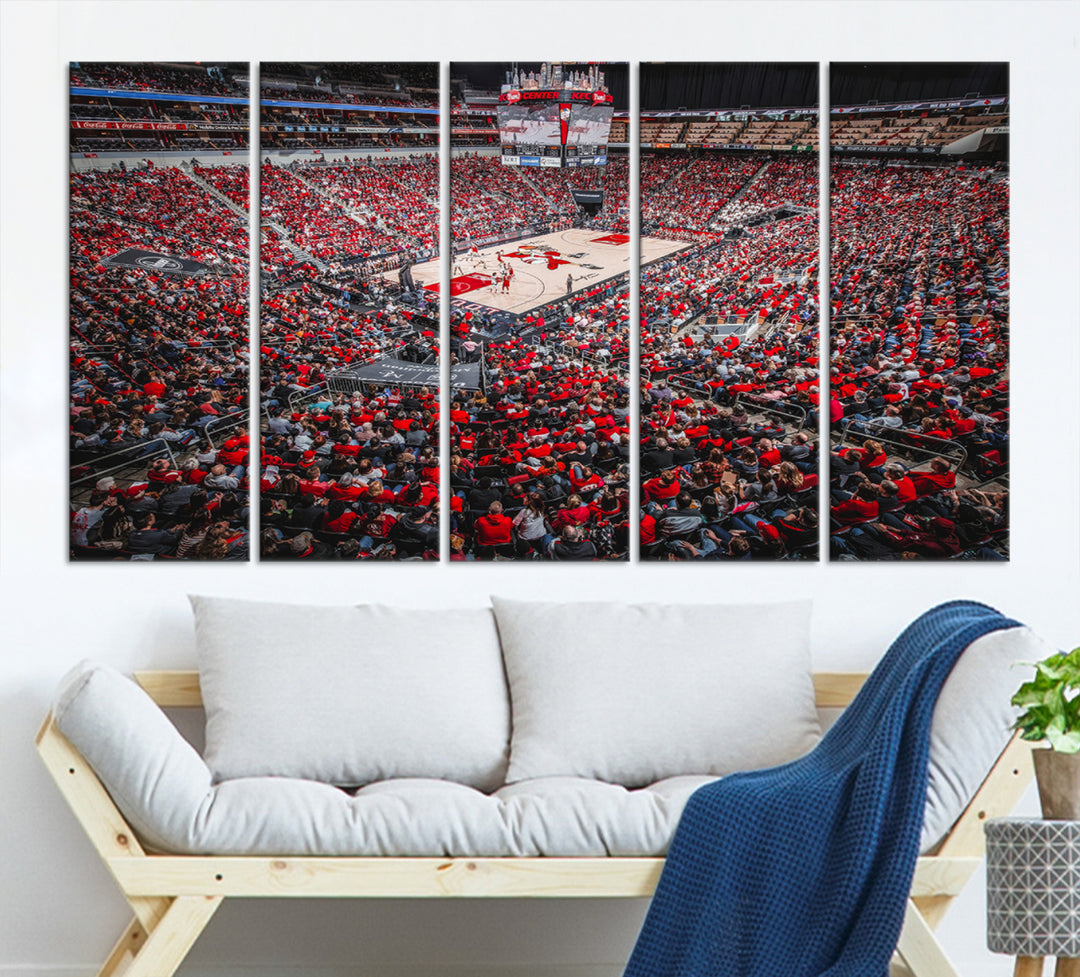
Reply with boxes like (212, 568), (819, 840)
(835, 419), (968, 472)
(70, 437), (176, 490)
(736, 395), (809, 435)
(286, 384), (336, 411)
(204, 412), (249, 447)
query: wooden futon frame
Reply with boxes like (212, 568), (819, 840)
(37, 670), (1034, 977)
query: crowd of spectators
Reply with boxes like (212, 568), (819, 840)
(72, 165), (249, 264)
(69, 160), (250, 560)
(451, 154), (563, 242)
(258, 124), (441, 558)
(717, 155), (818, 223)
(828, 157), (1010, 559)
(72, 63), (245, 97)
(638, 148), (821, 559)
(641, 153), (766, 236)
(447, 333), (631, 561)
(638, 316), (822, 561)
(448, 152), (631, 559)
(294, 157), (438, 254)
(258, 383), (440, 561)
(261, 62), (437, 108)
(261, 163), (400, 261)
(451, 153), (628, 244)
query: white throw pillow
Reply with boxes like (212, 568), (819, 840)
(191, 596), (511, 790)
(491, 597), (820, 787)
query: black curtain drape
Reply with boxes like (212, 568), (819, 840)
(640, 63), (819, 111)
(830, 63), (1008, 105)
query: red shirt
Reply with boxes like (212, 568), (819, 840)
(326, 483), (364, 502)
(475, 513), (513, 546)
(323, 510), (359, 533)
(551, 505), (590, 532)
(832, 497), (879, 525)
(894, 476), (917, 504)
(910, 470), (956, 496)
(643, 477), (681, 502)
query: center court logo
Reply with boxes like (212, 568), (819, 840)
(135, 255), (184, 273)
(503, 243), (583, 270)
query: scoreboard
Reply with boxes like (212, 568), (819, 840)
(498, 89), (614, 168)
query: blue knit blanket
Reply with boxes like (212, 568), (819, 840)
(624, 600), (1020, 977)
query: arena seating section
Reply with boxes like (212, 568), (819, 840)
(638, 148), (821, 560)
(256, 63), (442, 560)
(831, 113), (1008, 149)
(70, 63), (247, 154)
(828, 155), (1009, 560)
(69, 162), (251, 561)
(69, 66), (1008, 563)
(449, 149), (631, 560)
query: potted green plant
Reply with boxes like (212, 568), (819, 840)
(1011, 647), (1080, 820)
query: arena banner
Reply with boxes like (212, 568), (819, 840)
(103, 248), (213, 276)
(829, 61), (1010, 562)
(260, 96), (438, 115)
(258, 60), (441, 562)
(639, 60), (822, 562)
(833, 143), (941, 155)
(69, 61), (251, 562)
(831, 95), (1007, 114)
(71, 120), (244, 131)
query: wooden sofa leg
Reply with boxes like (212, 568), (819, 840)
(100, 896), (222, 977)
(896, 899), (960, 977)
(98, 916), (149, 977)
(911, 895), (952, 930)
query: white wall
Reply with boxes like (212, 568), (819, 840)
(2, 2), (1078, 975)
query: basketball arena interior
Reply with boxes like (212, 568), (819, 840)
(68, 60), (1009, 562)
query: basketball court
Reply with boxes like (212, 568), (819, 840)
(395, 228), (690, 317)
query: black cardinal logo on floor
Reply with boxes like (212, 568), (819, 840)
(503, 244), (576, 270)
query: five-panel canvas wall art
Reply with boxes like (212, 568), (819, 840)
(69, 61), (1009, 562)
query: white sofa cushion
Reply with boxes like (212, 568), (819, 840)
(190, 596), (511, 791)
(920, 625), (1048, 849)
(491, 597), (820, 787)
(51, 623), (1048, 857)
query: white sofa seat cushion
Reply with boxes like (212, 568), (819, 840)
(191, 596), (511, 791)
(52, 661), (712, 856)
(51, 625), (1052, 858)
(492, 598), (820, 786)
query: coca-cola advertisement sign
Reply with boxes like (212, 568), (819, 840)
(71, 120), (242, 131)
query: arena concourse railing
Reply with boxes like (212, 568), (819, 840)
(736, 395), (810, 435)
(835, 419), (968, 474)
(70, 438), (177, 494)
(204, 412), (251, 447)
